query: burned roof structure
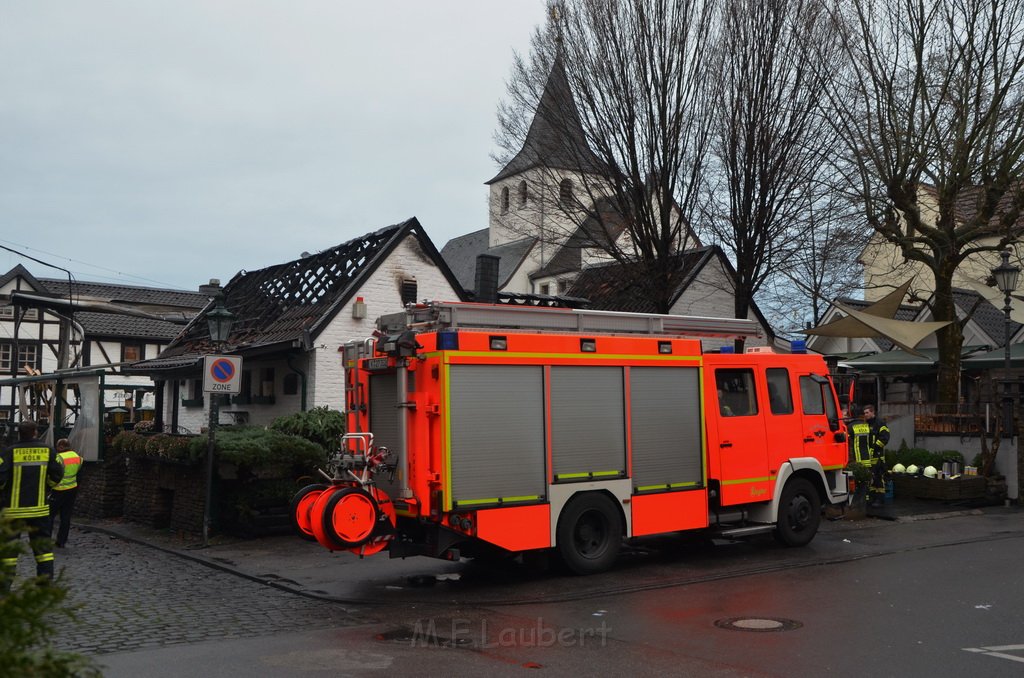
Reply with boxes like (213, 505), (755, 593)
(129, 217), (465, 375)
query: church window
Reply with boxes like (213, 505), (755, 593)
(559, 179), (574, 205)
(500, 186), (510, 214)
(517, 181), (528, 207)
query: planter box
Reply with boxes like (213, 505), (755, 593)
(891, 475), (987, 500)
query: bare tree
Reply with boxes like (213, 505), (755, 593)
(824, 0), (1024, 403)
(494, 0), (718, 313)
(761, 177), (870, 333)
(702, 0), (840, 345)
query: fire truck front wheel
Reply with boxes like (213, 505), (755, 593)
(774, 477), (821, 547)
(556, 493), (624, 575)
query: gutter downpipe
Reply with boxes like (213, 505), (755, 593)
(287, 352), (308, 412)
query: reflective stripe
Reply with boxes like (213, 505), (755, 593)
(2, 505), (50, 519)
(35, 553), (55, 563)
(555, 470), (622, 481)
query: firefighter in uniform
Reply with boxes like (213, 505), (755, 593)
(849, 406), (872, 504)
(1, 420), (64, 586)
(862, 404), (890, 506)
(50, 438), (83, 548)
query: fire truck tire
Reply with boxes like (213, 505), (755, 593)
(555, 493), (623, 575)
(322, 487), (381, 548)
(774, 477), (821, 547)
(290, 483), (329, 541)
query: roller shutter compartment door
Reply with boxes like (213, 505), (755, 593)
(630, 366), (703, 492)
(550, 366), (626, 482)
(448, 365), (546, 507)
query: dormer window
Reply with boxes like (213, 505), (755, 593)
(500, 186), (510, 214)
(517, 180), (528, 207)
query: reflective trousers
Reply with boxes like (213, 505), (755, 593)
(1, 515), (55, 589)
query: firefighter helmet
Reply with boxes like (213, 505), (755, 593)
(906, 464), (919, 474)
(923, 465), (938, 478)
(891, 463), (906, 473)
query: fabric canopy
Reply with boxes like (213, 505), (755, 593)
(803, 281), (950, 355)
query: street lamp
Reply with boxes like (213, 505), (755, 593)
(203, 292), (235, 547)
(992, 249), (1020, 437)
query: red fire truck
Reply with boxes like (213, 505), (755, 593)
(291, 302), (850, 574)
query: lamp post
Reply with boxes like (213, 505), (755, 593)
(992, 249), (1020, 437)
(203, 292), (235, 547)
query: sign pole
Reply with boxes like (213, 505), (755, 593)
(203, 393), (219, 548)
(200, 354), (242, 548)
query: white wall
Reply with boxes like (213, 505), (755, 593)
(310, 234), (462, 412)
(671, 257), (770, 349)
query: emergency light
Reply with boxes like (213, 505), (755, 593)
(437, 330), (459, 350)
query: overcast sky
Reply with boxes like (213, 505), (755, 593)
(0, 1), (545, 292)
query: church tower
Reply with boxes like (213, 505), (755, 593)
(485, 56), (607, 254)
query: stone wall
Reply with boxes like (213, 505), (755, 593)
(123, 457), (206, 535)
(76, 453), (127, 519)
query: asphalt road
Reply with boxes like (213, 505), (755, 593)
(12, 508), (1024, 677)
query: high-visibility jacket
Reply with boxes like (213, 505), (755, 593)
(850, 421), (873, 466)
(54, 449), (84, 491)
(0, 439), (63, 519)
(868, 418), (890, 457)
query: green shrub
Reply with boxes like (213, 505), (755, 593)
(189, 426), (325, 475)
(269, 406), (346, 455)
(116, 430), (198, 463)
(0, 517), (101, 677)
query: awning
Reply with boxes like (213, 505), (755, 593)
(839, 349), (938, 374)
(840, 346), (989, 374)
(962, 343), (1024, 369)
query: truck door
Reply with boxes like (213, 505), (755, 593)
(798, 373), (840, 458)
(712, 367), (770, 505)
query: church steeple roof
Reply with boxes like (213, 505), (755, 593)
(487, 55), (606, 185)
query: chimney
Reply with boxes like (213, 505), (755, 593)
(474, 255), (500, 304)
(199, 279), (222, 297)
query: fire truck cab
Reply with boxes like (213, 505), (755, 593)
(292, 302), (850, 574)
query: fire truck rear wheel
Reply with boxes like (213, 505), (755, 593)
(774, 477), (821, 547)
(322, 487), (381, 548)
(556, 493), (623, 575)
(290, 483), (329, 541)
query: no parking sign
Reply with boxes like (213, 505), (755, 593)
(202, 355), (243, 394)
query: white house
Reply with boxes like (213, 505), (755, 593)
(129, 218), (465, 433)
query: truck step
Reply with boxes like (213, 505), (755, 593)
(712, 524), (775, 539)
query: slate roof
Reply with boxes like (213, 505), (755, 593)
(40, 279), (207, 309)
(40, 279), (206, 340)
(920, 183), (1024, 229)
(2, 265), (207, 341)
(567, 247), (716, 313)
(440, 229), (536, 293)
(487, 56), (607, 185)
(532, 198), (630, 279)
(567, 245), (775, 339)
(135, 218), (464, 371)
(952, 288), (1023, 344)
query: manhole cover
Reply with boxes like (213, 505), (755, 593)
(714, 617), (803, 632)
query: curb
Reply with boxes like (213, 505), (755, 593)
(77, 522), (362, 607)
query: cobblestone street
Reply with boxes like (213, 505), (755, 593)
(12, 528), (371, 657)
